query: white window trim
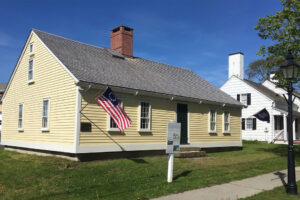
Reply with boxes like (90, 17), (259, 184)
(209, 109), (217, 133)
(29, 42), (34, 55)
(223, 111), (230, 133)
(18, 103), (24, 131)
(28, 58), (34, 84)
(138, 101), (152, 132)
(107, 101), (123, 132)
(41, 98), (50, 132)
(246, 118), (253, 130)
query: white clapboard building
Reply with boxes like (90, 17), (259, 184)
(221, 52), (300, 143)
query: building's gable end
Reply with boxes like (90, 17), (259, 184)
(33, 31), (79, 84)
(2, 31), (78, 152)
(3, 31), (34, 99)
(222, 76), (274, 103)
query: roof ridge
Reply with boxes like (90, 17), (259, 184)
(33, 29), (193, 72)
(135, 57), (191, 72)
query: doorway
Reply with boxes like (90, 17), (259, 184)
(177, 103), (188, 144)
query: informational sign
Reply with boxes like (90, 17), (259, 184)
(166, 121), (181, 154)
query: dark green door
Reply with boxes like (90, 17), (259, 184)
(177, 103), (188, 144)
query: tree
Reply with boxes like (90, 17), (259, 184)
(246, 59), (275, 82)
(255, 0), (300, 86)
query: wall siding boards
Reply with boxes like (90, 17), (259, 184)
(2, 33), (77, 146)
(79, 89), (241, 146)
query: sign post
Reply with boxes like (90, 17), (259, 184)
(166, 121), (181, 183)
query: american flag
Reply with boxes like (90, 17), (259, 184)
(96, 87), (131, 133)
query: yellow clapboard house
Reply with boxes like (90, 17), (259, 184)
(2, 26), (243, 159)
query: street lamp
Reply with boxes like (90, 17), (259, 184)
(280, 51), (299, 195)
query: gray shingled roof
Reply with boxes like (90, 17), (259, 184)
(33, 29), (242, 106)
(0, 83), (7, 93)
(243, 79), (286, 104)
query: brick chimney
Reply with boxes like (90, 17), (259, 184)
(110, 25), (133, 57)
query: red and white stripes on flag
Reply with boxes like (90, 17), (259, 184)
(95, 87), (131, 133)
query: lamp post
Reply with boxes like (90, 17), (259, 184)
(280, 51), (299, 195)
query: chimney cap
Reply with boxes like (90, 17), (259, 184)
(111, 25), (133, 32)
(228, 52), (244, 56)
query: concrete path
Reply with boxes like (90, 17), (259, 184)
(152, 167), (300, 200)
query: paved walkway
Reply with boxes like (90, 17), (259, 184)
(152, 167), (300, 200)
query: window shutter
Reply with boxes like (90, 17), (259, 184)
(242, 118), (245, 130)
(237, 94), (240, 101)
(253, 118), (256, 130)
(247, 93), (251, 105)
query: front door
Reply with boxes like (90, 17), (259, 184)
(177, 103), (188, 144)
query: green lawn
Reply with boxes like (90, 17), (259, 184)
(240, 181), (300, 200)
(1, 141), (300, 200)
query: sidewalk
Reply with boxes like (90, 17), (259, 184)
(152, 167), (300, 200)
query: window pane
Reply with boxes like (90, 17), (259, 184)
(19, 104), (23, 118)
(225, 124), (229, 131)
(140, 102), (150, 130)
(224, 112), (229, 123)
(110, 118), (117, 128)
(210, 122), (215, 131)
(28, 71), (32, 81)
(42, 117), (47, 128)
(241, 94), (247, 104)
(29, 60), (33, 70)
(43, 100), (48, 116)
(246, 118), (253, 129)
(18, 119), (22, 129)
(42, 100), (49, 128)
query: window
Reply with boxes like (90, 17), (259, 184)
(209, 110), (217, 132)
(18, 103), (23, 130)
(42, 99), (49, 130)
(246, 118), (253, 130)
(223, 111), (230, 133)
(241, 94), (248, 105)
(242, 118), (257, 130)
(28, 59), (34, 82)
(29, 43), (34, 54)
(274, 115), (284, 130)
(108, 100), (123, 131)
(139, 102), (151, 131)
(237, 93), (251, 105)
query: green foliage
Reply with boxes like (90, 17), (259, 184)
(255, 0), (300, 87)
(246, 59), (274, 82)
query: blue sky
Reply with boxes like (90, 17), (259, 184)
(0, 0), (282, 87)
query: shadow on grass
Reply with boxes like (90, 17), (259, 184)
(174, 170), (192, 181)
(257, 144), (300, 161)
(128, 158), (148, 164)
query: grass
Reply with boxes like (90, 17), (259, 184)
(240, 181), (300, 200)
(1, 141), (300, 200)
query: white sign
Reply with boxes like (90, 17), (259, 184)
(166, 121), (181, 154)
(166, 121), (181, 183)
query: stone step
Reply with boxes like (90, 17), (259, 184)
(180, 147), (202, 152)
(175, 151), (206, 158)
